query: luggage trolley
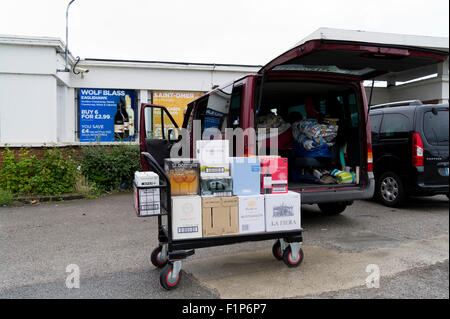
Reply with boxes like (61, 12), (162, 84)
(139, 152), (304, 290)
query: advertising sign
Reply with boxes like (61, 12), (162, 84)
(152, 91), (204, 137)
(79, 88), (136, 142)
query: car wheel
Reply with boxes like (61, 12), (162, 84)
(318, 202), (348, 215)
(376, 171), (406, 207)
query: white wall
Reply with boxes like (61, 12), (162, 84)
(68, 63), (255, 92)
(0, 74), (57, 144)
(0, 44), (56, 75)
(0, 36), (448, 146)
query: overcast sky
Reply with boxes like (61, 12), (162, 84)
(0, 0), (448, 65)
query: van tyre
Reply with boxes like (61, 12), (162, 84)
(318, 202), (347, 215)
(376, 171), (406, 207)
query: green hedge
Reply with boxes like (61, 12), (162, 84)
(80, 145), (142, 191)
(0, 145), (142, 197)
(0, 148), (78, 196)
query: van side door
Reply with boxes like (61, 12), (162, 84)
(139, 104), (179, 171)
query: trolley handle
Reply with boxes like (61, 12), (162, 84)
(141, 152), (171, 187)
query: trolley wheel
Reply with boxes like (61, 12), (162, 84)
(151, 246), (168, 268)
(160, 263), (182, 290)
(282, 246), (304, 268)
(272, 240), (284, 261)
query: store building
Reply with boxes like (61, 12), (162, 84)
(0, 29), (448, 147)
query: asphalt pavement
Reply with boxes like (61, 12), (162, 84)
(0, 193), (448, 299)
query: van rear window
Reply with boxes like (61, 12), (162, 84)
(272, 64), (375, 76)
(423, 110), (449, 146)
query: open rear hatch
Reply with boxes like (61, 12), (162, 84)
(259, 32), (448, 80)
(256, 30), (448, 194)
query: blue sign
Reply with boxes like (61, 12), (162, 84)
(79, 88), (136, 142)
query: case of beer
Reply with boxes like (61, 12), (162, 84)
(164, 158), (200, 196)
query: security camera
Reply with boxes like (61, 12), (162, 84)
(73, 66), (89, 74)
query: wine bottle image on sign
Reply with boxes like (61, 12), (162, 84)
(125, 94), (134, 137)
(120, 97), (130, 139)
(114, 101), (125, 140)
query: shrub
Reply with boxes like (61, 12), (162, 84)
(0, 148), (36, 194)
(29, 148), (79, 195)
(0, 189), (13, 206)
(80, 145), (141, 191)
(0, 148), (79, 196)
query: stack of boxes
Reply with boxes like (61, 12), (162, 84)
(197, 140), (238, 237)
(134, 140), (301, 239)
(164, 158), (203, 239)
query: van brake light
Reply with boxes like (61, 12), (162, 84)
(367, 144), (373, 172)
(412, 132), (424, 166)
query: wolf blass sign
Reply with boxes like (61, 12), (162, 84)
(182, 303), (267, 316)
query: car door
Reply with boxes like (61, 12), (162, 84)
(139, 104), (180, 171)
(418, 106), (449, 185)
(378, 112), (412, 174)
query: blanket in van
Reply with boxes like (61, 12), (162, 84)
(292, 119), (338, 150)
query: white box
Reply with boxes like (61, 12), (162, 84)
(238, 195), (265, 234)
(171, 195), (203, 240)
(134, 184), (160, 216)
(134, 171), (159, 187)
(196, 140), (230, 177)
(264, 191), (301, 232)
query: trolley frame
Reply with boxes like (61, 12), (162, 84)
(140, 152), (304, 289)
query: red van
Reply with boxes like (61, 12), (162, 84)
(140, 35), (448, 214)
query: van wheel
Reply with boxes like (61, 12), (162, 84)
(376, 171), (405, 207)
(318, 202), (347, 215)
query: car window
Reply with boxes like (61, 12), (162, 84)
(380, 113), (410, 138)
(369, 114), (382, 134)
(423, 110), (449, 146)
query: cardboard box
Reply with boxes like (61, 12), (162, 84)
(164, 158), (200, 196)
(200, 162), (230, 178)
(264, 191), (301, 232)
(196, 140), (230, 178)
(134, 171), (159, 187)
(200, 177), (233, 197)
(231, 157), (261, 195)
(260, 157), (288, 194)
(202, 196), (239, 237)
(171, 195), (202, 240)
(238, 195), (265, 234)
(134, 183), (160, 216)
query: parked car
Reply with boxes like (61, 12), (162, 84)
(369, 101), (449, 207)
(140, 37), (448, 215)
